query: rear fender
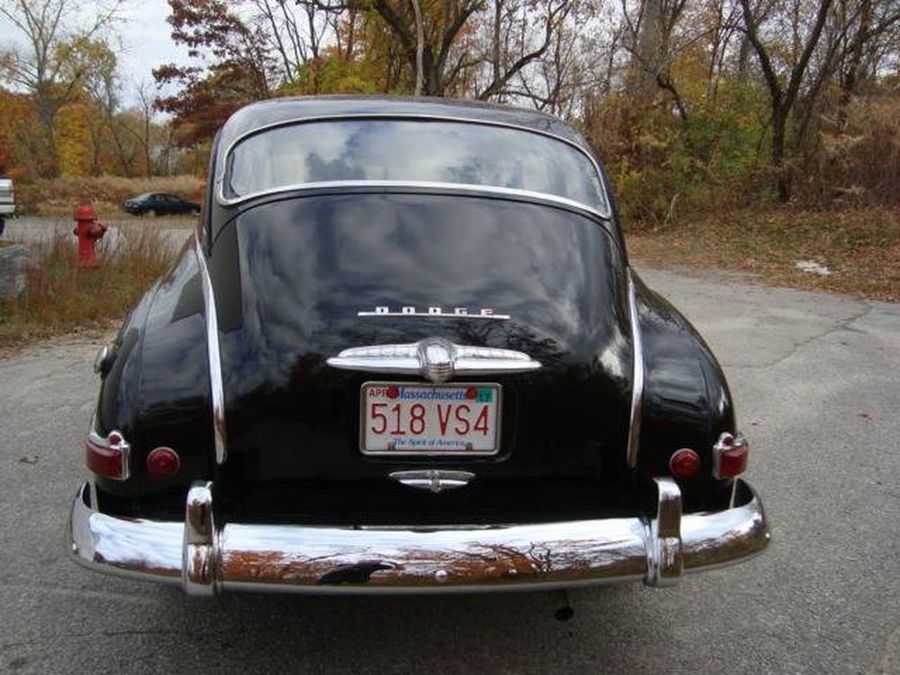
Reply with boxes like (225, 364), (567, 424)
(94, 240), (215, 505)
(633, 274), (736, 509)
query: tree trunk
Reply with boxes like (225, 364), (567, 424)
(737, 34), (751, 78)
(34, 98), (61, 178)
(421, 50), (442, 96)
(631, 0), (664, 101)
(837, 0), (871, 129)
(410, 0), (425, 96)
(771, 107), (790, 202)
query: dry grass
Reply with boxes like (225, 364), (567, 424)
(800, 97), (900, 206)
(2, 203), (896, 350)
(0, 226), (176, 347)
(17, 175), (205, 217)
(628, 206), (900, 301)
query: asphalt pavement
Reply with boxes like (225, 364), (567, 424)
(2, 214), (194, 249)
(1, 266), (898, 674)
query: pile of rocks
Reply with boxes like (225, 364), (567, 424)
(0, 244), (32, 298)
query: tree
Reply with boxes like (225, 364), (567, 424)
(353, 0), (484, 96)
(154, 0), (272, 146)
(56, 34), (126, 175)
(833, 0), (900, 127)
(0, 0), (124, 176)
(475, 0), (579, 101)
(620, 0), (692, 122)
(55, 99), (92, 175)
(494, 2), (601, 116)
(128, 81), (158, 178)
(0, 88), (37, 176)
(739, 0), (837, 201)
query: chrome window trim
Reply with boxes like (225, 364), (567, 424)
(215, 113), (612, 218)
(194, 236), (227, 464)
(220, 180), (610, 222)
(626, 269), (645, 468)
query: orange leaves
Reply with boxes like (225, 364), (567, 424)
(0, 89), (38, 176)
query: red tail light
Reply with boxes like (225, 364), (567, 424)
(85, 430), (130, 480)
(147, 447), (180, 478)
(713, 432), (749, 479)
(669, 448), (700, 478)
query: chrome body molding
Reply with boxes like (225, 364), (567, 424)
(326, 338), (541, 384)
(626, 269), (645, 468)
(194, 237), (227, 464)
(93, 345), (112, 374)
(389, 470), (476, 493)
(68, 478), (769, 595)
(215, 113), (613, 219)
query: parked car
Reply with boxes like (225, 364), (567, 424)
(69, 96), (769, 595)
(122, 192), (200, 216)
(0, 176), (14, 235)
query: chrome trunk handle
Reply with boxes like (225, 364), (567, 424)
(389, 470), (476, 493)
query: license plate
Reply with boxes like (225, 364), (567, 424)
(360, 382), (502, 455)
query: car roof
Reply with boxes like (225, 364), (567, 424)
(217, 95), (592, 155)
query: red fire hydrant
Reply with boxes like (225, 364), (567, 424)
(73, 204), (107, 268)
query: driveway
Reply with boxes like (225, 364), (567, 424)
(1, 268), (898, 674)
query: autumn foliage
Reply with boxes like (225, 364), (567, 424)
(0, 0), (898, 221)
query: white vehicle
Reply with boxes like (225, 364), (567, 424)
(0, 178), (14, 232)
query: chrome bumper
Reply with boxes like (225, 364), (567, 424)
(68, 478), (769, 594)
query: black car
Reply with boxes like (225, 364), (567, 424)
(69, 96), (769, 594)
(123, 192), (200, 216)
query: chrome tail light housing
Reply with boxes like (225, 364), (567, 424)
(85, 429), (130, 480)
(712, 432), (749, 479)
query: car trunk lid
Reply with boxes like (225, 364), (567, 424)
(210, 190), (635, 511)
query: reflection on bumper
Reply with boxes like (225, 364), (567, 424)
(68, 478), (769, 594)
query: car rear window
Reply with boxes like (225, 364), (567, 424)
(224, 119), (608, 211)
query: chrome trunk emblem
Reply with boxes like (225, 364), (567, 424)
(326, 338), (541, 383)
(358, 305), (510, 320)
(389, 470), (476, 493)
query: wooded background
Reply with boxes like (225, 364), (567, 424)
(1, 0), (898, 224)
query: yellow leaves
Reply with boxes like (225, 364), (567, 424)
(670, 52), (710, 102)
(55, 103), (93, 177)
(280, 53), (381, 97)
